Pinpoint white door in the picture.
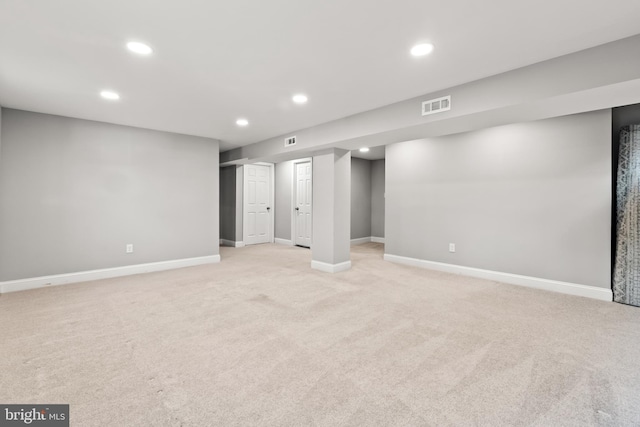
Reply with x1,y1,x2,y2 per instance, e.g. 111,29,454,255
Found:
244,164,272,245
294,161,312,247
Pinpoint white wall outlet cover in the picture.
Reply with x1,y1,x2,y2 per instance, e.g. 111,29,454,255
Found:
126,244,134,253
449,243,456,253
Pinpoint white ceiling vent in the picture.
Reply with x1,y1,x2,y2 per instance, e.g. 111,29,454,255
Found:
284,135,297,147
422,95,451,116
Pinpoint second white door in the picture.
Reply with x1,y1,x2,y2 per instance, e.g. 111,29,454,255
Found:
244,164,272,245
294,161,312,247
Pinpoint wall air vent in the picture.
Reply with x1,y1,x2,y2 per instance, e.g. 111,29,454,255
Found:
284,135,297,147
422,95,451,116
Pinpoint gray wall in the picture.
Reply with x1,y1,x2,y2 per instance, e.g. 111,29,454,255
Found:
386,110,611,288
0,108,2,171
219,166,236,241
351,157,372,239
371,159,385,238
275,160,294,240
0,109,219,281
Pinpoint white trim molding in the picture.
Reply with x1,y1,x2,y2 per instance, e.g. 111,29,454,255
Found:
220,239,245,247
383,254,612,302
311,260,352,273
350,237,371,245
0,255,221,294
351,236,385,245
274,238,294,246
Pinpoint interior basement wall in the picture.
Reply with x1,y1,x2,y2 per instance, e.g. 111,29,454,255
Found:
371,159,385,239
219,166,236,242
386,110,611,289
351,157,372,239
0,109,220,281
275,160,294,241
0,108,2,174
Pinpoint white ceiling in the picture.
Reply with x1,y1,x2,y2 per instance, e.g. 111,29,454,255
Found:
351,146,386,161
1,0,639,152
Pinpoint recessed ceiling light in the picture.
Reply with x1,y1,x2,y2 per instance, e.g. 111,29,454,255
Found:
410,43,434,57
359,147,370,153
127,41,153,55
236,118,249,126
100,90,120,100
292,94,308,104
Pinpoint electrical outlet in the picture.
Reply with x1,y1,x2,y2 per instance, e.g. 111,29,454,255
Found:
126,244,134,254
449,243,456,253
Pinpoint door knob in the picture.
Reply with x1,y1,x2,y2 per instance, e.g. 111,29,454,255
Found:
295,207,299,211
267,207,271,211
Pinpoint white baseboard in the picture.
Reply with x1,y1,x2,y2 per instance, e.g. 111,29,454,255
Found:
274,238,294,246
383,254,612,302
351,237,371,245
220,239,245,247
311,260,352,273
0,255,221,294
351,236,385,245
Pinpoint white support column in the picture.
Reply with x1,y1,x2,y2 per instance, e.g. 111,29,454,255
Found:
311,148,351,273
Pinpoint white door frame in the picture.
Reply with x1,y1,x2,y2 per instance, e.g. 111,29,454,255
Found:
291,158,312,247
243,162,275,244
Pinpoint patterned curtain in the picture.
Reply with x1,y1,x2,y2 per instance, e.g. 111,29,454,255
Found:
613,125,640,306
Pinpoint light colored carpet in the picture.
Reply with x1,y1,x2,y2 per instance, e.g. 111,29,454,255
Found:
1,242,640,426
